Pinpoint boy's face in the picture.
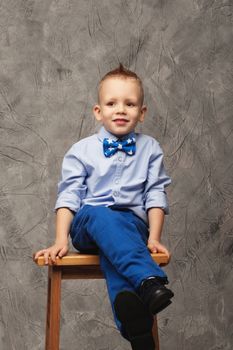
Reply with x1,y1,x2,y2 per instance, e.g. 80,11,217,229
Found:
93,77,147,137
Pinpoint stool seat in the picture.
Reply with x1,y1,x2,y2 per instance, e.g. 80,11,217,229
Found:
34,251,169,349
35,251,169,266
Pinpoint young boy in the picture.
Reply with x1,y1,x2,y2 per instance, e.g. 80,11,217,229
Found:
35,64,174,350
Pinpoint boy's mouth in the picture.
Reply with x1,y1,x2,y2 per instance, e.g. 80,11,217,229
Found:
113,118,129,126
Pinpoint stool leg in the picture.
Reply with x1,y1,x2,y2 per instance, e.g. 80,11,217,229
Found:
45,266,62,350
152,316,160,350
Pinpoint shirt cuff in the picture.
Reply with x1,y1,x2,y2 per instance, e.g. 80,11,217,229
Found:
145,191,169,215
54,195,81,213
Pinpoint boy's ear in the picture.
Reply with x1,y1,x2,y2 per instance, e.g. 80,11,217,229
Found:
93,104,102,121
139,105,147,122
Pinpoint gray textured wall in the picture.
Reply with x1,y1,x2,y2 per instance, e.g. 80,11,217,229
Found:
0,0,232,349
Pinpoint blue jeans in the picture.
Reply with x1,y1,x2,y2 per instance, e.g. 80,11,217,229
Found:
70,205,167,335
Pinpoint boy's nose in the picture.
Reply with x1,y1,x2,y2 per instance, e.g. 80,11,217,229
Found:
116,104,126,114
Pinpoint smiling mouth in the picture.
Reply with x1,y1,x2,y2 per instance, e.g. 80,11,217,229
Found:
113,118,129,123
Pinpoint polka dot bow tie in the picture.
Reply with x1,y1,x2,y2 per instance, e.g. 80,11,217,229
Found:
103,137,136,157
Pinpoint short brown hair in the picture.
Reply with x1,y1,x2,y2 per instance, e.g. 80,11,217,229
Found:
98,63,144,104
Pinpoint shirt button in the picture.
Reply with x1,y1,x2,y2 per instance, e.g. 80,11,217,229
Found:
115,179,119,184
118,156,122,161
113,191,118,197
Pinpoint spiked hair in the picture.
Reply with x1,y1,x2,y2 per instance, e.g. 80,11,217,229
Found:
98,63,144,105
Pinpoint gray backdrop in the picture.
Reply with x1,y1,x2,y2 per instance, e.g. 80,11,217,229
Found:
0,0,232,349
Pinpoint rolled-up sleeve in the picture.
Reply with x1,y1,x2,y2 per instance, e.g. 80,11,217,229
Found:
144,141,171,214
54,144,87,212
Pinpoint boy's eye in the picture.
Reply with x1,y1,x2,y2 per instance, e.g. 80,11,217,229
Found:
106,102,114,106
127,102,135,107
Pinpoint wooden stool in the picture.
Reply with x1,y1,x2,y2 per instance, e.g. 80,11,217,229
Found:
34,252,169,350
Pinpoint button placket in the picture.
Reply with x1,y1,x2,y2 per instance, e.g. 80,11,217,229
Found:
112,152,125,199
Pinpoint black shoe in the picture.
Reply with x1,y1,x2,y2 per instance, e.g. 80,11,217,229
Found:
139,277,174,315
114,291,155,350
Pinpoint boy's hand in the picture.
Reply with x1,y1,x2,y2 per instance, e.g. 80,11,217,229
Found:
147,238,171,260
34,241,69,265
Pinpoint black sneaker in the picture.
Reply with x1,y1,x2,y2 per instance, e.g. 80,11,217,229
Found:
139,277,174,315
114,290,155,350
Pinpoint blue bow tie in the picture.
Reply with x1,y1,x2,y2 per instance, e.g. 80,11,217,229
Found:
103,137,136,157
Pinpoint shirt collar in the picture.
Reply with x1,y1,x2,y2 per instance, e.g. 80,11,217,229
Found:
97,126,136,142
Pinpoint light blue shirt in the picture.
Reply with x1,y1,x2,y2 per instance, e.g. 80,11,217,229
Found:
55,126,171,224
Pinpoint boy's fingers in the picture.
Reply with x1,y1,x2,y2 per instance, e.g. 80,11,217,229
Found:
50,250,58,263
150,243,170,258
34,250,46,260
160,246,169,256
34,252,40,260
58,247,68,257
34,246,68,264
147,243,157,253
34,250,44,259
44,251,50,265
161,247,171,260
